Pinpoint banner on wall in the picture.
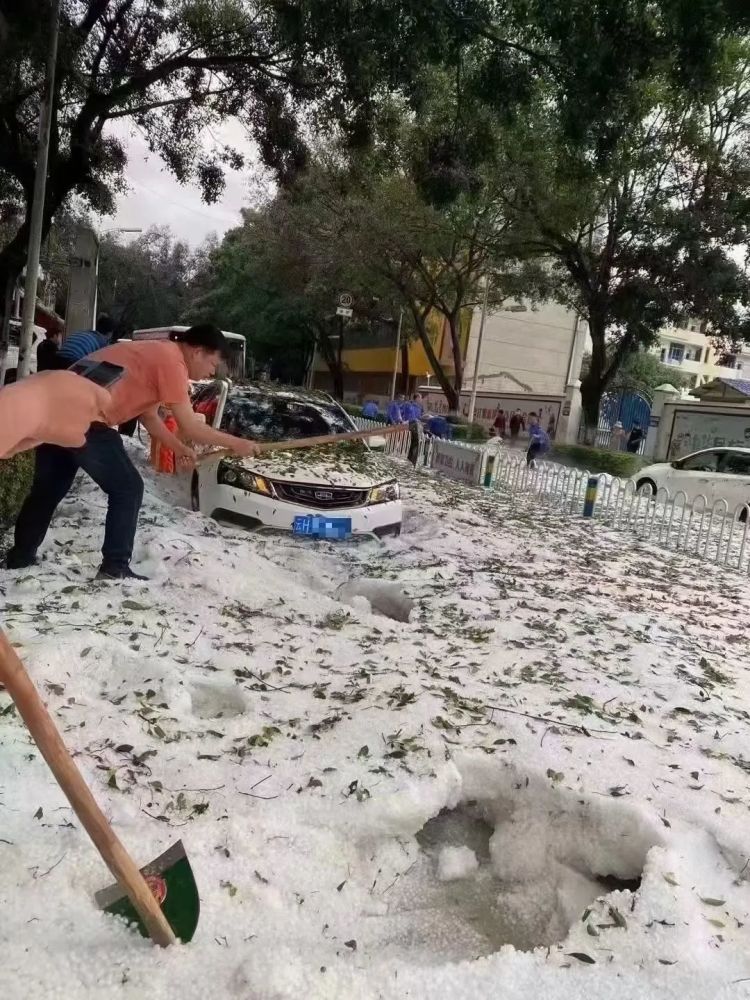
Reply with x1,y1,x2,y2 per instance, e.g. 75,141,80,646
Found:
430,440,485,485
420,389,563,437
667,407,750,460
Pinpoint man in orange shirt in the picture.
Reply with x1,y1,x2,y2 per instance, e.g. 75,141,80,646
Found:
6,325,259,580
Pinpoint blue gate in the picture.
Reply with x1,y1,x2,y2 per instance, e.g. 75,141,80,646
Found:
581,391,652,452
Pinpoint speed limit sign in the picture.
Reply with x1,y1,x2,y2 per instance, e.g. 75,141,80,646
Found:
338,292,353,308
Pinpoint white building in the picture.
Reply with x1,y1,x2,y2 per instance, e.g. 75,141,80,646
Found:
653,322,742,390
464,301,585,396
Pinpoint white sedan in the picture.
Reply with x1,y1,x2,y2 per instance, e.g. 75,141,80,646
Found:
633,447,750,514
190,381,403,537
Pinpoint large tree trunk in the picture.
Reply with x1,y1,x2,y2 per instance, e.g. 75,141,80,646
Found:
580,311,608,444
580,369,607,444
411,308,459,411
316,323,344,399
447,313,465,401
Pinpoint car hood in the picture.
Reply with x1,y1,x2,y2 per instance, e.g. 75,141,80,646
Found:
629,462,670,482
235,444,397,489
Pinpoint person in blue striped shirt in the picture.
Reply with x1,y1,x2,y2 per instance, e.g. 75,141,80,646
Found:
55,314,114,367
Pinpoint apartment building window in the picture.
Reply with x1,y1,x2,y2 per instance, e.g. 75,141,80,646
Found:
668,343,685,363
660,348,666,362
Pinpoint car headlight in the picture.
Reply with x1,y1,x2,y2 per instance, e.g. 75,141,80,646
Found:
217,460,274,496
368,481,400,504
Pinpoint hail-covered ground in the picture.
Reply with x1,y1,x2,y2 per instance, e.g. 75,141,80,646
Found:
2,445,750,1000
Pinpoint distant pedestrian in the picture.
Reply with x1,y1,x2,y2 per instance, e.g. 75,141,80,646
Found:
54,314,115,368
36,329,62,371
401,393,424,423
509,408,525,443
611,421,625,451
387,394,405,424
427,414,451,439
361,399,380,419
493,408,507,436
526,414,550,467
627,423,644,454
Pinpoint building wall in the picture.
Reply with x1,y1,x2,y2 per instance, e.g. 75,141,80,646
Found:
463,302,583,397
653,325,741,388
656,400,750,461
313,300,583,406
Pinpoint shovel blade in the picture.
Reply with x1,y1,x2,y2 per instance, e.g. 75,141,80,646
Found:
95,840,199,943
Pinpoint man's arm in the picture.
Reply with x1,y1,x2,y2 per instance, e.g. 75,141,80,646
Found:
169,402,260,457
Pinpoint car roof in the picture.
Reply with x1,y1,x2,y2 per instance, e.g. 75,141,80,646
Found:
680,446,750,456
227,381,341,407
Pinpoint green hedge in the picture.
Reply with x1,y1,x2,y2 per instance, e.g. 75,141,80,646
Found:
450,421,489,442
0,451,34,530
550,444,644,478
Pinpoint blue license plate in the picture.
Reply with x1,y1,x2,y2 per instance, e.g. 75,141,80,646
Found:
293,515,353,539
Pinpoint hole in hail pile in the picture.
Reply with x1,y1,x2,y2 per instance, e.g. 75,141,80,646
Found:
372,787,659,963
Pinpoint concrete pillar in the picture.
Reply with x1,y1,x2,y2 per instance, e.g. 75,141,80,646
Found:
556,380,582,445
65,226,98,337
644,384,681,459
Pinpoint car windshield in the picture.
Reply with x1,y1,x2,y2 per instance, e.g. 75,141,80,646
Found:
220,392,355,442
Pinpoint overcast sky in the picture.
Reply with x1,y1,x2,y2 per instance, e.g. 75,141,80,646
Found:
103,122,265,246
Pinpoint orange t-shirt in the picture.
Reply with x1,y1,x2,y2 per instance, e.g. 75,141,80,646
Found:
87,340,191,426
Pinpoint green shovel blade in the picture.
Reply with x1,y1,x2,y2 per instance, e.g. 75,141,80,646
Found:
94,840,200,943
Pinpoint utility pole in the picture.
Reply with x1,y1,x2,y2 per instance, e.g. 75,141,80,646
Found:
389,309,403,399
18,0,60,378
467,276,490,424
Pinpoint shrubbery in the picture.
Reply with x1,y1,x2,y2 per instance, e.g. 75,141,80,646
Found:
550,444,644,478
0,451,34,530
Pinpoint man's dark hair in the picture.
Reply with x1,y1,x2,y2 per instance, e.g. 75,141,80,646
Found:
96,314,115,336
173,323,227,354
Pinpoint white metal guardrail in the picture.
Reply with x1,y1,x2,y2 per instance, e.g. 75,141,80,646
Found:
353,414,750,573
491,451,750,575
353,417,411,459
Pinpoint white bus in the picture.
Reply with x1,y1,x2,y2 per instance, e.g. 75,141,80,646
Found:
132,326,247,381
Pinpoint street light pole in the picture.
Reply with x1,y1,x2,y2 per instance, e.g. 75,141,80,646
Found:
389,309,403,399
467,276,490,424
18,0,60,378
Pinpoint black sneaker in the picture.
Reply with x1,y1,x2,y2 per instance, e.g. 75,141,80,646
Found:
5,550,37,570
96,565,149,581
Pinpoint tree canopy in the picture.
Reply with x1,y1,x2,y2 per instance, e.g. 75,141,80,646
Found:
498,40,750,427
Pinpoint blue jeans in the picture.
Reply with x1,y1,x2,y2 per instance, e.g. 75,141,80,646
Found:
9,425,144,572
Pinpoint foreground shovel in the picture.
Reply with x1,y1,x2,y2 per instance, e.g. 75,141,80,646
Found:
0,629,199,946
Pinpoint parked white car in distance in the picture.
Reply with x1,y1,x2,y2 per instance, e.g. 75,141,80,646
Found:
633,447,750,516
190,381,403,537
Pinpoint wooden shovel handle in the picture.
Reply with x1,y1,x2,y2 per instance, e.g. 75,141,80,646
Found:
197,422,408,466
0,630,176,946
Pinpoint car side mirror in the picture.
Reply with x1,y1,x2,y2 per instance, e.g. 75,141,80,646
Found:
670,462,681,469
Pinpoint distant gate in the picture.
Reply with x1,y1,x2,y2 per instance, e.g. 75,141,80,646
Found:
580,390,652,452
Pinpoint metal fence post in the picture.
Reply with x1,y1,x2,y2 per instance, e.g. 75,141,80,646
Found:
582,476,598,518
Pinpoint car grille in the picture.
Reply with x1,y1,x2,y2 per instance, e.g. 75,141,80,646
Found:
273,482,369,509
